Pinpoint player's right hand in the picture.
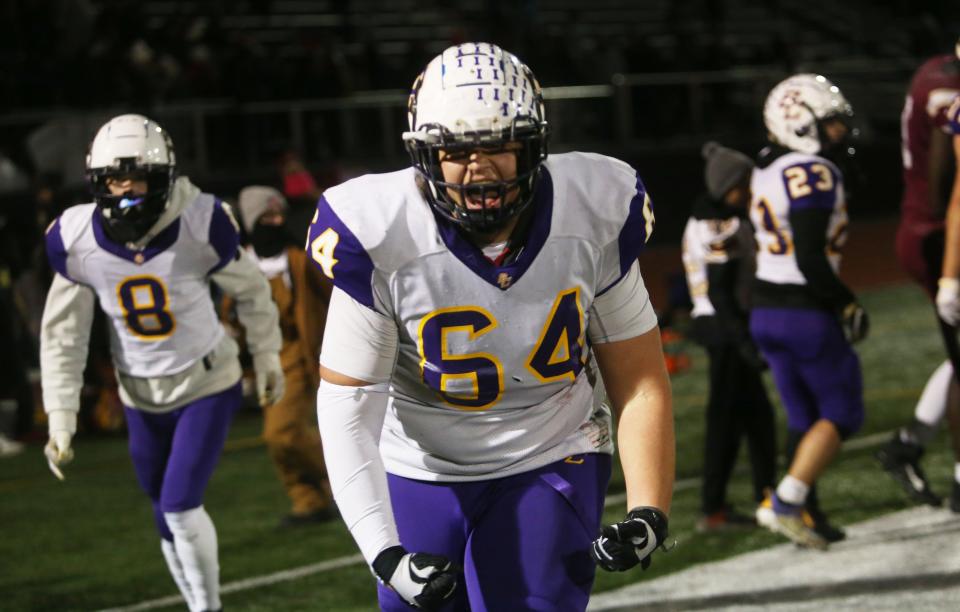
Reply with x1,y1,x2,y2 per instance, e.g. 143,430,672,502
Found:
936,278,960,326
44,431,74,481
373,546,458,610
253,352,286,407
840,302,869,344
592,506,669,572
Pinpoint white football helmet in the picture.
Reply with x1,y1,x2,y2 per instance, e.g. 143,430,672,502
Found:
763,74,853,155
403,42,548,232
86,114,177,243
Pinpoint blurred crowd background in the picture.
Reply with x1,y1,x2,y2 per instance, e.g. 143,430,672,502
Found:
0,0,958,446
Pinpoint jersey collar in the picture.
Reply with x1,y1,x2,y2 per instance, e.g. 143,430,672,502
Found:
92,208,181,264
432,168,554,291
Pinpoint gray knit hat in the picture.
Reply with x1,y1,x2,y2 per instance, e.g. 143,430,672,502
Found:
702,141,754,200
237,185,288,234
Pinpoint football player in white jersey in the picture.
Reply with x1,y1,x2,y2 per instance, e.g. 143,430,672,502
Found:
41,114,283,612
307,43,674,610
749,75,868,550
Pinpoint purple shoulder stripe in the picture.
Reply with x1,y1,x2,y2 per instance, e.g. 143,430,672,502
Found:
602,172,652,295
306,195,376,310
44,216,73,282
782,162,840,211
208,199,241,274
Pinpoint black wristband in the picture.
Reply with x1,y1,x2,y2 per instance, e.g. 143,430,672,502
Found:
372,545,407,582
626,506,669,543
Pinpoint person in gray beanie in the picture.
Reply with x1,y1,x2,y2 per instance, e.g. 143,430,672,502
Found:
702,141,755,202
682,141,777,533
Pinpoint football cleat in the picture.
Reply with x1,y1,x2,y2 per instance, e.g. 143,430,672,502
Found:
805,505,846,543
875,434,943,507
756,491,828,550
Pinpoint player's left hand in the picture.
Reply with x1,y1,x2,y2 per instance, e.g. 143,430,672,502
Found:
936,278,960,326
253,352,285,406
592,506,669,572
44,431,74,481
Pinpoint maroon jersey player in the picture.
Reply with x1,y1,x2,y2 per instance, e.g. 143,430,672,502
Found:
878,43,960,511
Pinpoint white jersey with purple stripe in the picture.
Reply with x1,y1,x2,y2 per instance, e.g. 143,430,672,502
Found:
750,151,847,286
306,151,654,481
45,194,240,378
681,215,750,318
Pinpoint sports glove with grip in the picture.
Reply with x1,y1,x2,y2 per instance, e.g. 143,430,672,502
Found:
253,352,285,407
373,545,458,610
840,302,869,344
44,410,76,481
591,506,669,572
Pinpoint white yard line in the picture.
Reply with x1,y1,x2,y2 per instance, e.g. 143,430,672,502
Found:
101,430,894,611
99,554,364,611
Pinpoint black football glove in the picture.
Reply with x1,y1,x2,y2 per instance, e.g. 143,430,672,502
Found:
591,506,669,572
840,302,869,344
373,546,458,610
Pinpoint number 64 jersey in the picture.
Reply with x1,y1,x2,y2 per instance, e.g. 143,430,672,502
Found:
307,152,657,481
750,150,847,287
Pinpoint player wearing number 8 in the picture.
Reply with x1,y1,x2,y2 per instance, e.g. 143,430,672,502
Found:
40,114,283,611
749,74,867,549
308,43,674,610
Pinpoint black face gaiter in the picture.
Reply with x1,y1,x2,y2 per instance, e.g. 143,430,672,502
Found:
250,223,291,258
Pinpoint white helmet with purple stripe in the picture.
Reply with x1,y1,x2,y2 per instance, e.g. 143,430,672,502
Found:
403,42,549,233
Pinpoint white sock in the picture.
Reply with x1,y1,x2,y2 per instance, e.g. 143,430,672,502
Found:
160,539,195,609
164,506,221,612
915,360,952,426
954,462,960,485
776,475,810,506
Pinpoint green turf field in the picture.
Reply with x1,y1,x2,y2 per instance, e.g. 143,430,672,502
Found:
2,282,956,611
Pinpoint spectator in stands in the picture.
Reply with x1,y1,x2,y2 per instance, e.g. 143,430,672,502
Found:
277,150,325,239
233,185,337,526
682,141,776,532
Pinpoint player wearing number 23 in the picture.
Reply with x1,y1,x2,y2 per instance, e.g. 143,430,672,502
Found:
749,75,867,549
40,114,282,612
308,43,674,611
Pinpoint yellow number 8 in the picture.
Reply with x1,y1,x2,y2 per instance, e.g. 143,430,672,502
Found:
116,275,176,340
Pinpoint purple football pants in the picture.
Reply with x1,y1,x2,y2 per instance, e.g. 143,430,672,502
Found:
378,453,612,612
750,308,864,438
124,382,242,541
